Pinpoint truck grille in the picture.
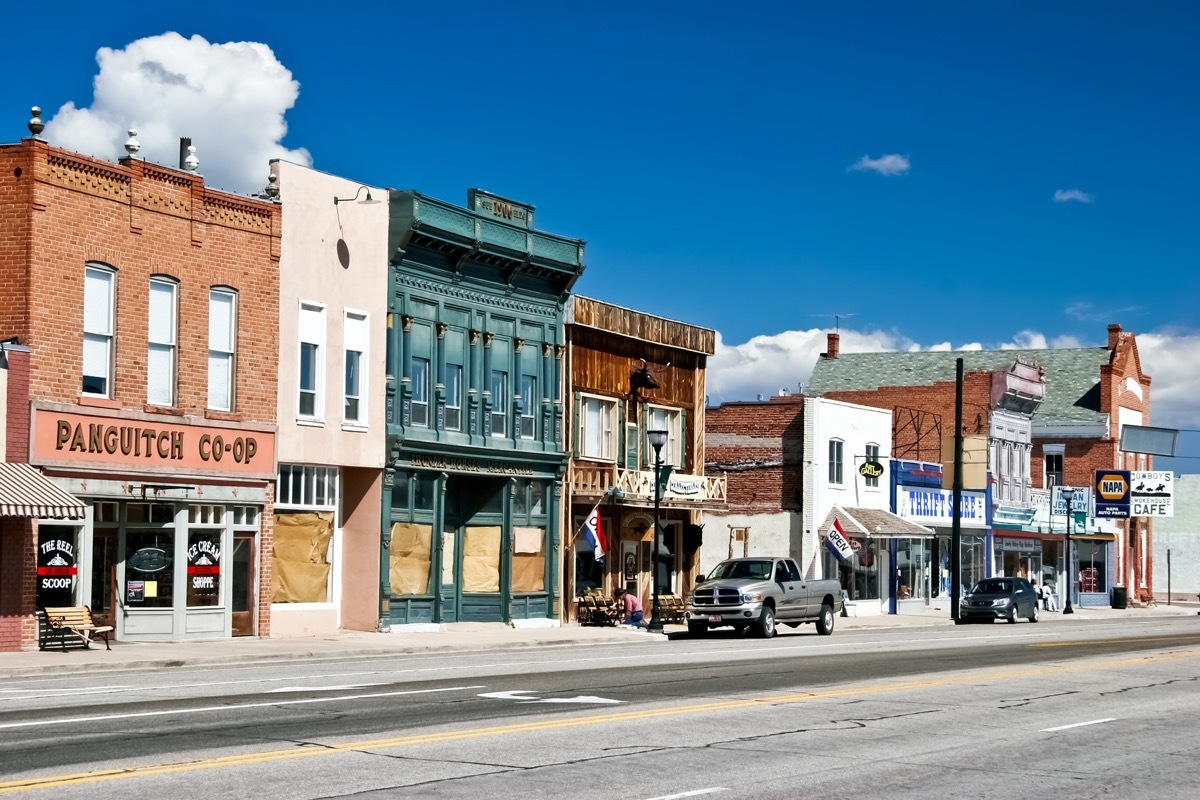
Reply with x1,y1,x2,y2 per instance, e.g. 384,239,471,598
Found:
693,586,742,606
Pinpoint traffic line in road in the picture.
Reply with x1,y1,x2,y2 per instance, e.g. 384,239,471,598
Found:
1,649,1196,794
0,685,485,731
644,788,728,800
1031,635,1197,647
1041,718,1116,732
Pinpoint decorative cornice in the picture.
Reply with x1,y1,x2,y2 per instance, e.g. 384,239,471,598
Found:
396,273,557,319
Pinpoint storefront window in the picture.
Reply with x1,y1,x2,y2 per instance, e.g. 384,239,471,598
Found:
126,529,175,608
895,538,928,601
37,526,79,608
187,530,222,607
1076,540,1107,592
828,536,879,601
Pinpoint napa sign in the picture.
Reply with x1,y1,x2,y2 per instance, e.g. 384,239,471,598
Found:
895,487,988,528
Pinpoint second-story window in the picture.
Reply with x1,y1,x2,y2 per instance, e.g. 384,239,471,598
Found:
647,405,682,468
411,357,430,427
828,439,844,485
208,288,237,411
519,375,537,439
82,264,115,397
1045,451,1064,489
298,302,325,420
579,395,616,459
343,311,367,426
147,277,178,407
445,364,463,431
864,443,880,488
490,370,508,437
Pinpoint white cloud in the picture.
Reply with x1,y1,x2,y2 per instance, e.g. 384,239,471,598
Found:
708,326,1200,440
1054,189,1094,203
848,154,911,176
43,32,311,194
1135,332,1200,432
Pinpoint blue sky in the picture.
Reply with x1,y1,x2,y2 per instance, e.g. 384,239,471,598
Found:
4,1,1198,470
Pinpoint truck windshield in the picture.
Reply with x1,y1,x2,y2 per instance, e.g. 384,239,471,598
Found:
708,560,773,580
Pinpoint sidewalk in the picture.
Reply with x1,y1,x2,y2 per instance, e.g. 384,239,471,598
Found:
3,602,1195,680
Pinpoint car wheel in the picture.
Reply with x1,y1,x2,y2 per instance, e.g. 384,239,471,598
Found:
755,605,776,639
1007,608,1019,624
816,603,835,636
687,622,707,638
1029,603,1040,623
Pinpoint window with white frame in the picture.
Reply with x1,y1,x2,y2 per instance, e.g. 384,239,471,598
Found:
864,443,880,488
82,264,115,396
147,277,178,406
647,405,682,468
490,369,508,437
1044,447,1064,489
519,374,537,439
828,439,844,484
208,288,237,410
275,464,339,604
411,357,430,427
579,395,617,460
298,302,325,420
343,311,367,426
445,364,463,431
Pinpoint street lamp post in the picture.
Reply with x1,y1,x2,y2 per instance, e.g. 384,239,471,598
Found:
1063,487,1075,615
647,429,668,633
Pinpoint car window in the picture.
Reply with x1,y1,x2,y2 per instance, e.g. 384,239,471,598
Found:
972,579,1013,594
783,559,802,581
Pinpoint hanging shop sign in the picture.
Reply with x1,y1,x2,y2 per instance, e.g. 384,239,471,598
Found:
31,406,276,480
1130,470,1173,517
1093,470,1131,518
37,536,77,593
859,461,884,478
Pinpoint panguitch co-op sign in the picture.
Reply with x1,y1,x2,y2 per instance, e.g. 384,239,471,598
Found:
30,406,276,480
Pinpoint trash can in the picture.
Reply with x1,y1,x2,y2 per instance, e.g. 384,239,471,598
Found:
1112,586,1128,609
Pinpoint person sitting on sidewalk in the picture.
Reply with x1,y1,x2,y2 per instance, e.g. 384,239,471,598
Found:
1043,581,1058,611
613,587,644,629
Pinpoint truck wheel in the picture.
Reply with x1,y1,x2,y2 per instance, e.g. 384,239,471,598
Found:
755,606,776,638
816,603,835,636
687,622,707,638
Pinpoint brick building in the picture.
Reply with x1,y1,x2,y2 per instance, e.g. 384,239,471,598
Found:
0,120,280,649
806,323,1154,607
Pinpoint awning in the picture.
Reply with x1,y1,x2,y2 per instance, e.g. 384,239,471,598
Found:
819,506,935,538
0,463,86,519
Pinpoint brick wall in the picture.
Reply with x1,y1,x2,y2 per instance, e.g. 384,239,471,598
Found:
705,397,804,513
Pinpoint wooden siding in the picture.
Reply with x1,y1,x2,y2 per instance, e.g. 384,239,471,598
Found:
569,296,715,356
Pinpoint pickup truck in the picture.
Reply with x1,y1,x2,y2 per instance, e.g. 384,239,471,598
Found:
685,557,843,638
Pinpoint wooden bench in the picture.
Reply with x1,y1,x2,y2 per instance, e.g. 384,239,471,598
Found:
38,606,113,651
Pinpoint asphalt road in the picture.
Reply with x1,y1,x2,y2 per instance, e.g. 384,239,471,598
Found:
2,616,1198,799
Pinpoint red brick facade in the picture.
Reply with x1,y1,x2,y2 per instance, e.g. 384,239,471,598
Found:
705,396,805,514
0,138,281,649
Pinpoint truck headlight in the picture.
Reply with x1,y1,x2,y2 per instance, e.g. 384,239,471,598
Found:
741,592,763,603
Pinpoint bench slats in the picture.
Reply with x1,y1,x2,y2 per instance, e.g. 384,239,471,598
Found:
39,605,112,652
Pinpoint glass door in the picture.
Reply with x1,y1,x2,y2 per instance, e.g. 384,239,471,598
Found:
230,533,255,636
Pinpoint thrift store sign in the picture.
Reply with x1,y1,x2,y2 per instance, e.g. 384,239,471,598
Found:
895,486,988,528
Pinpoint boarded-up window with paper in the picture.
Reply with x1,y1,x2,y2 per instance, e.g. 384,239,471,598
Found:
389,522,433,595
272,512,333,603
512,526,545,592
463,526,501,593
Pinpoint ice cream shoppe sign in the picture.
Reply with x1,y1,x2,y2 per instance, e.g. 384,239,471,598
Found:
31,406,276,480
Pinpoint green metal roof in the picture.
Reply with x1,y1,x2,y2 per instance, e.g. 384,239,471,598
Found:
805,346,1113,425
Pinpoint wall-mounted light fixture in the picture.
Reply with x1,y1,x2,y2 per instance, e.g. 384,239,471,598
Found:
333,186,381,206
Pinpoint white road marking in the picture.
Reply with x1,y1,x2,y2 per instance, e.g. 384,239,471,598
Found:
478,690,621,704
643,789,728,800
1042,717,1117,732
0,685,486,730
267,684,381,693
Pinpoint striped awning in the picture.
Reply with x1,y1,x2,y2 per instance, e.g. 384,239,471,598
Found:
0,463,86,519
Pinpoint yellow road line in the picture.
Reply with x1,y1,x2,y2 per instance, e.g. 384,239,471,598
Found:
1031,635,1199,647
3,648,1197,794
